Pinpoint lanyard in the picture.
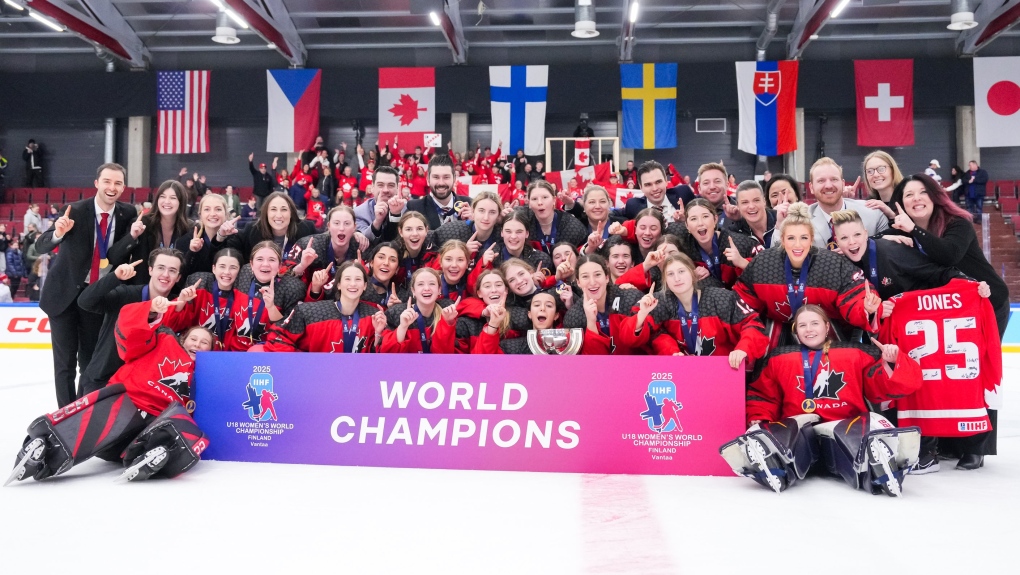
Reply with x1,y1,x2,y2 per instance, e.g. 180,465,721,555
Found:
677,293,699,355
403,252,422,284
326,241,348,267
159,231,177,249
800,346,824,402
96,212,113,260
441,276,464,299
413,305,431,354
211,283,234,341
247,280,268,342
596,311,610,336
535,212,559,255
699,235,721,281
784,254,812,317
336,303,360,353
762,228,773,249
140,285,150,302
866,239,879,287
590,220,610,240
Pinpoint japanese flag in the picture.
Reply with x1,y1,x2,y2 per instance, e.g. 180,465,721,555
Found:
974,57,1020,148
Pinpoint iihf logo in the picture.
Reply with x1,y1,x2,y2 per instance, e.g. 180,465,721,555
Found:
640,380,683,433
242,370,278,421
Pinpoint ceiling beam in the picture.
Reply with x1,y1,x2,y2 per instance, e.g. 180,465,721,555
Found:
224,0,306,66
16,0,149,67
787,0,845,59
436,0,467,64
957,0,1020,55
619,0,636,63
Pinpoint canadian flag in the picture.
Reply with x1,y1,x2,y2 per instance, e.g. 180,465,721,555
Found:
574,139,591,167
544,161,613,195
456,177,516,204
974,57,1020,148
378,67,435,149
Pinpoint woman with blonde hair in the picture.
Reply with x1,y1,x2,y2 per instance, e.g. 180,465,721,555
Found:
861,150,904,219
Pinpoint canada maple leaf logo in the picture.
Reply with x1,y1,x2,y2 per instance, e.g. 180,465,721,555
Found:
158,357,192,380
389,93,427,126
577,151,588,164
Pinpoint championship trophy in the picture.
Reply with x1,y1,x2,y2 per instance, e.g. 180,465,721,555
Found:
526,328,584,355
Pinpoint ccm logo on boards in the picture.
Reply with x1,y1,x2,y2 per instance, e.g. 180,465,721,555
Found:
7,318,51,333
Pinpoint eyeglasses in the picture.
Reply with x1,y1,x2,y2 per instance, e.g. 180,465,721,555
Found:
865,165,888,176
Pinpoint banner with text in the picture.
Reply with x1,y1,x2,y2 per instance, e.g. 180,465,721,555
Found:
0,304,51,349
193,354,744,476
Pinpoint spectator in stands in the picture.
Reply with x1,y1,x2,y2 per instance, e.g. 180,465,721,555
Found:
23,204,44,237
620,160,637,186
946,165,966,205
22,139,44,187
925,159,942,183
181,178,198,217
43,205,59,232
6,237,25,296
0,274,11,303
0,149,7,202
223,185,241,217
727,174,739,195
240,195,258,224
0,224,11,267
965,160,989,218
533,161,546,179
319,165,338,207
23,233,42,278
22,223,39,252
762,170,772,184
249,153,277,211
25,259,43,302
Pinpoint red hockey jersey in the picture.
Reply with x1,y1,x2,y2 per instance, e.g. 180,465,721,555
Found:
163,273,250,352
878,279,1001,437
112,301,199,417
379,302,458,353
747,342,922,425
265,300,379,353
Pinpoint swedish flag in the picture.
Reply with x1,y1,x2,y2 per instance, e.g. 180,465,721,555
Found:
621,63,677,149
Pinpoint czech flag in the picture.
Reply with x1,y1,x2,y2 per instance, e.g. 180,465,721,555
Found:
266,69,321,153
736,61,798,156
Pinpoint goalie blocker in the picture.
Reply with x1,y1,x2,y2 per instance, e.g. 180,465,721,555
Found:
6,385,209,486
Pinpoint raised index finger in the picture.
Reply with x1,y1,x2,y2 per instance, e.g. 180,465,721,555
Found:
63,206,71,219
895,203,906,216
648,281,656,295
130,259,143,267
869,336,883,348
192,279,202,290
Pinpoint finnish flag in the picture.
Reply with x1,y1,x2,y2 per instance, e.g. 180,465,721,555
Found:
490,65,549,156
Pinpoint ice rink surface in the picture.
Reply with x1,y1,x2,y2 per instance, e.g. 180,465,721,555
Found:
1,350,1017,574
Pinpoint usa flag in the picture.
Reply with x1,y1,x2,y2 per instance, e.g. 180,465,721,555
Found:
157,70,210,154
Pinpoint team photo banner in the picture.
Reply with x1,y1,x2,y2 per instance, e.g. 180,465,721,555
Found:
193,353,745,476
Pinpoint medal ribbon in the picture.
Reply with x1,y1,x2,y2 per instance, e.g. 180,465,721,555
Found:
413,305,431,354
677,292,700,355
247,280,268,341
337,303,360,353
212,283,234,341
784,254,812,317
800,346,824,402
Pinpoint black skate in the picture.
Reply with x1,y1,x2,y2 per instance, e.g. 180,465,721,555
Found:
745,435,786,494
118,446,169,482
5,438,47,487
867,438,902,497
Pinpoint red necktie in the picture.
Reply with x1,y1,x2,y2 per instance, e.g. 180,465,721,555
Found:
90,212,109,283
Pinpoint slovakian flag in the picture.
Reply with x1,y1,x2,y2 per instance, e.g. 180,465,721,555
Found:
266,69,321,153
379,67,436,150
157,70,210,154
574,139,591,167
974,57,1020,148
855,59,914,146
736,61,798,156
621,63,677,149
490,65,549,156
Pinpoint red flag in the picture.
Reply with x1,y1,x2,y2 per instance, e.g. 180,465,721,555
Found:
855,59,913,146
378,68,435,149
574,139,591,167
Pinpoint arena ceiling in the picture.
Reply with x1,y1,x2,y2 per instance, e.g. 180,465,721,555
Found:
0,0,1019,71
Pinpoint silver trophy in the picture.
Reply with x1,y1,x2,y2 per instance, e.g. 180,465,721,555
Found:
527,329,584,355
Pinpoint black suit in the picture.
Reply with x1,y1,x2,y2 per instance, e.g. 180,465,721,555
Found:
622,185,695,220
77,272,146,396
36,197,137,406
406,194,471,230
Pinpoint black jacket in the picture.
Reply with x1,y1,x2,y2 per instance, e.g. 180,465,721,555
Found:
214,219,317,264
249,161,275,198
849,238,967,301
622,185,695,220
407,194,472,230
723,209,778,248
36,198,137,316
909,217,1008,312
77,273,147,390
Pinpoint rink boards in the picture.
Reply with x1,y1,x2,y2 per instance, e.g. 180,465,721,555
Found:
192,353,745,476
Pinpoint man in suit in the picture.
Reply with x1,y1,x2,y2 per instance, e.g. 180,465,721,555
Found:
966,159,989,218
806,157,889,250
623,160,695,221
35,163,137,407
406,153,470,230
354,166,404,243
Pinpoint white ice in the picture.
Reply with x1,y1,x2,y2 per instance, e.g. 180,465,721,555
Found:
1,350,1018,574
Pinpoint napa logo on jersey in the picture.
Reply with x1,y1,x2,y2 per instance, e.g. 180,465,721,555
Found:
640,380,683,433
242,370,279,422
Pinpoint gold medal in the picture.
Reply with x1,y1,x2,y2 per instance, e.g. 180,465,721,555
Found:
185,400,196,414
454,201,470,212
555,283,568,296
99,258,109,269
801,399,816,413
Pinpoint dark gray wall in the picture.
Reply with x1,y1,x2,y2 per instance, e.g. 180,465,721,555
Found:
0,119,106,189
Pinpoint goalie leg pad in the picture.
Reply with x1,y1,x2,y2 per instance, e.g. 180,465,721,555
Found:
122,402,209,480
815,413,920,496
719,414,820,493
8,384,146,483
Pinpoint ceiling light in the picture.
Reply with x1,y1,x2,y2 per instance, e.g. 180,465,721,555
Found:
224,8,248,29
947,0,977,30
212,11,240,44
572,0,599,38
830,0,851,18
209,0,225,10
3,0,24,11
267,42,276,49
629,2,639,24
29,11,64,32
429,11,441,26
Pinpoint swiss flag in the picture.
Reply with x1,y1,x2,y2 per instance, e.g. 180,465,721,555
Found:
974,57,1020,148
378,67,435,149
854,59,913,146
574,139,591,167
